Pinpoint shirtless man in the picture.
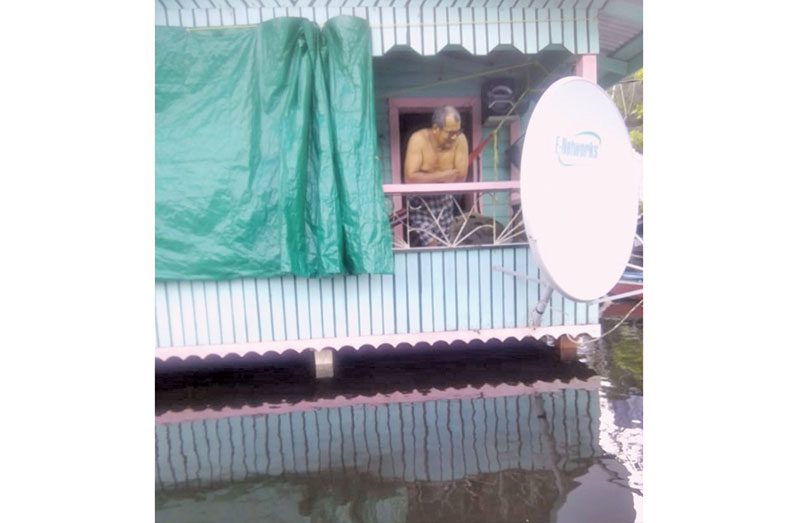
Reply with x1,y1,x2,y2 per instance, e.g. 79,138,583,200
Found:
403,105,469,246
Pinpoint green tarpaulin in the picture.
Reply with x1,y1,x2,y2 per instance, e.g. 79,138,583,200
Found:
155,16,392,280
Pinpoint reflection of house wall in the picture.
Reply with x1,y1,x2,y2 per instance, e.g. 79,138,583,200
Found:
155,387,602,491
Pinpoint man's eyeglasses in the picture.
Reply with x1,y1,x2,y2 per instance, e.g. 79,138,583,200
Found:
443,129,462,139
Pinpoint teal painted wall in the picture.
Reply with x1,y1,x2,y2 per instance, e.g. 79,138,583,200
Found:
478,122,513,227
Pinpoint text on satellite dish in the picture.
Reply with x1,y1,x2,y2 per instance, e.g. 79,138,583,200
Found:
555,131,601,167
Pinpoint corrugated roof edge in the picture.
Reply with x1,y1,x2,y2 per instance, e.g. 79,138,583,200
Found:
154,324,600,362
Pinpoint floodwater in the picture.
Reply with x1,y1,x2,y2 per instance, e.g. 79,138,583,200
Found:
155,313,643,523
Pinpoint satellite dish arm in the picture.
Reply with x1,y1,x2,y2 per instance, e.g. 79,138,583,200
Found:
530,285,554,327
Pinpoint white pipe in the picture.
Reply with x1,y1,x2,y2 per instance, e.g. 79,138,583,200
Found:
531,285,554,327
491,265,544,284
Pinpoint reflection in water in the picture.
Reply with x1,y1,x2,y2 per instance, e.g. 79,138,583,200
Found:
588,316,644,519
156,343,640,523
592,318,643,396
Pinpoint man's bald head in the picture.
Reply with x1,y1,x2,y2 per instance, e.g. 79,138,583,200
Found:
431,105,461,129
430,105,463,150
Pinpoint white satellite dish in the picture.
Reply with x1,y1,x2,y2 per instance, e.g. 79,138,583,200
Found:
520,77,640,302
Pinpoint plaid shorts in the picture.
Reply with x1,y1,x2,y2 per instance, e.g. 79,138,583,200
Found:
407,194,455,245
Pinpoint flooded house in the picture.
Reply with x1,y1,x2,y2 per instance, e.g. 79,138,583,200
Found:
154,0,644,376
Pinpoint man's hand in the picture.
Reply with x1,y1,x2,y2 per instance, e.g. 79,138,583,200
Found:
406,169,460,183
437,169,461,182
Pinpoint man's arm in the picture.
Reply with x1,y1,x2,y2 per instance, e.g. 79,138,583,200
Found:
452,134,469,183
404,132,460,183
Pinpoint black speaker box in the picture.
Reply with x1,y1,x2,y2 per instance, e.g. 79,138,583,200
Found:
481,78,527,121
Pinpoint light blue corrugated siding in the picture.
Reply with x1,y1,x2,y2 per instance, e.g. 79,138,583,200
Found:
154,284,171,347
551,288,563,327
155,4,600,55
155,245,596,349
301,277,318,339
466,249,481,330
502,249,516,328
490,249,504,328
515,248,528,327
430,252,446,332
403,252,419,333
418,252,433,333
443,251,457,331
156,388,599,490
319,277,336,338
478,249,492,329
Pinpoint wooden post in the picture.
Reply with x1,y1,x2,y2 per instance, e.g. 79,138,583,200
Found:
574,54,598,83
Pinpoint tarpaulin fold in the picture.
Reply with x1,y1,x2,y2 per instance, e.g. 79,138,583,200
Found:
155,16,392,280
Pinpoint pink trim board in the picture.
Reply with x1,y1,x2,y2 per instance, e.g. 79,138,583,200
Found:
156,376,602,425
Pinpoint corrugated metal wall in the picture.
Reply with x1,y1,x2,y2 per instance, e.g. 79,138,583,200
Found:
154,1,600,56
153,3,601,353
154,245,598,349
156,387,601,490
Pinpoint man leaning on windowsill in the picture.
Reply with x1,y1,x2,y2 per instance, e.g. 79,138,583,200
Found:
403,105,469,247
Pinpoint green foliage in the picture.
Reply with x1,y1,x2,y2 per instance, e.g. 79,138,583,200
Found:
595,321,643,395
629,128,643,153
608,68,643,154
610,332,643,392
630,102,643,123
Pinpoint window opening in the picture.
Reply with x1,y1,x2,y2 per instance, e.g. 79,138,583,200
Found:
399,110,474,246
